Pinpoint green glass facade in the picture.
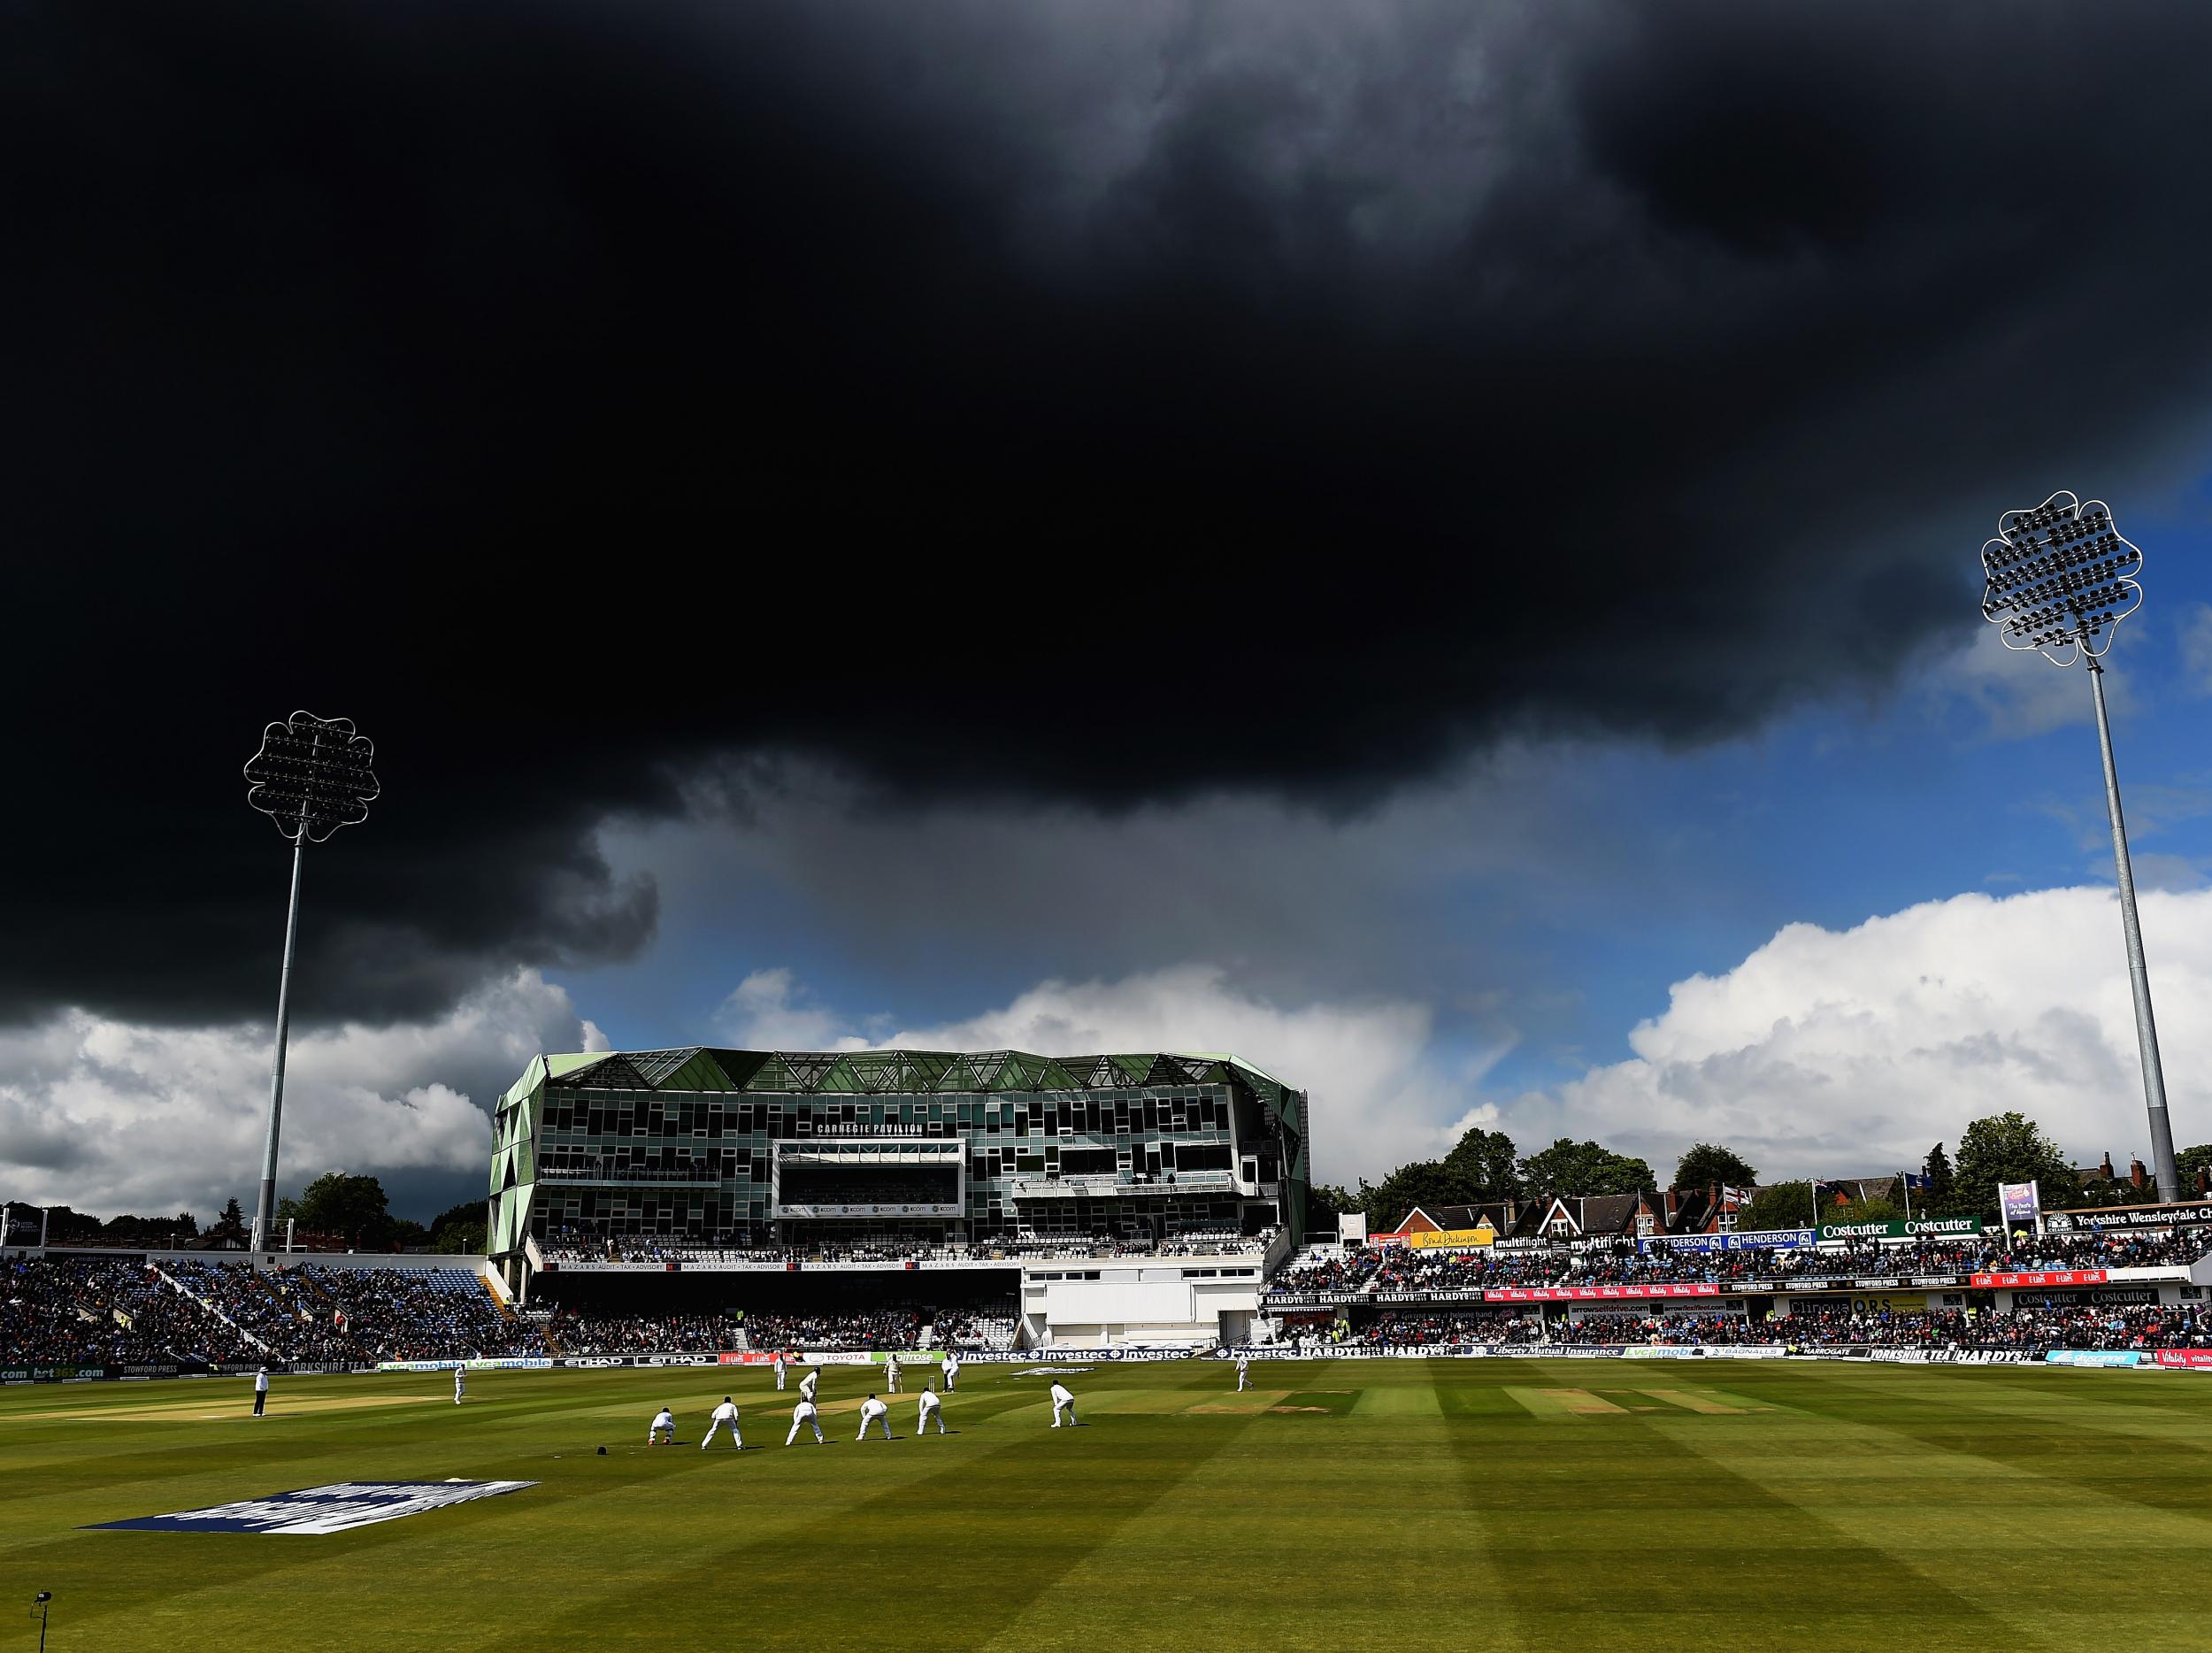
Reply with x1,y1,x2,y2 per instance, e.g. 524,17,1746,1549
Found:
488,1048,1309,1257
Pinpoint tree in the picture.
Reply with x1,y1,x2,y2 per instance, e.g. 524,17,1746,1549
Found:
286,1172,393,1248
1922,1143,1955,1213
1304,1183,1356,1234
1443,1126,1521,1202
1954,1112,2078,1219
1842,1196,1902,1225
1517,1139,1655,1202
211,1198,250,1243
2176,1144,2212,1193
426,1202,484,1240
1674,1143,1758,1190
432,1219,488,1255
1737,1181,1819,1234
1355,1160,1473,1230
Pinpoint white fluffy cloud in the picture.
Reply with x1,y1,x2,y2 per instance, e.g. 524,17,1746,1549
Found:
725,888,2211,1188
0,969,598,1218
2181,601,2212,696
1517,886,2212,1180
717,962,1483,1180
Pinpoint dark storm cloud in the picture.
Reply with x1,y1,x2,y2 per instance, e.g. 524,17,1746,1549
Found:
6,0,2212,1025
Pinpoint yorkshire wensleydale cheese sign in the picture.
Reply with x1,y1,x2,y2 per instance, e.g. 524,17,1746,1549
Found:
1816,1218,1983,1242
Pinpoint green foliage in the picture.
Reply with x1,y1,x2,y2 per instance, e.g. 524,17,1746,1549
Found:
1517,1138,1655,1201
2073,1177,2141,1210
1953,1112,2078,1219
283,1172,395,1249
1737,1180,1819,1234
1674,1143,1758,1189
1844,1196,1902,1224
1355,1159,1472,1229
1305,1183,1358,1234
431,1219,488,1255
1922,1143,1955,1204
427,1202,484,1239
1443,1126,1521,1201
211,1197,250,1242
2176,1144,2212,1192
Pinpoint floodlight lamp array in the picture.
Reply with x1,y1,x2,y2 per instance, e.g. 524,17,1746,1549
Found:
243,711,380,843
1980,489,2143,665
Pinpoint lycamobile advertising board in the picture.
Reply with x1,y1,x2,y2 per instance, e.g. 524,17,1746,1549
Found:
1816,1218,1983,1242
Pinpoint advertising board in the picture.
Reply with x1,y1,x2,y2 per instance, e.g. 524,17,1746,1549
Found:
1408,1226,1495,1249
1817,1217,1983,1242
1482,1284,1719,1303
2044,1202,2212,1232
1639,1229,1814,1255
1971,1270,2108,1289
373,1357,555,1372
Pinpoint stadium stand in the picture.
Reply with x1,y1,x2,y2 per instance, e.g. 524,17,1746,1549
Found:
1,1257,544,1366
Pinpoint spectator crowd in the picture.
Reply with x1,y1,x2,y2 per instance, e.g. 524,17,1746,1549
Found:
1,1256,542,1366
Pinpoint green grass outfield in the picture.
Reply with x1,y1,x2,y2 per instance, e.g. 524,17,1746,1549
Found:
5,1357,2211,1651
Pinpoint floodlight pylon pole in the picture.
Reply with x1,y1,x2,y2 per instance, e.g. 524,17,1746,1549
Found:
2086,657,2178,1203
252,827,307,1250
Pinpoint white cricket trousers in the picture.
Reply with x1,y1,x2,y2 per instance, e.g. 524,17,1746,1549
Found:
919,1403,945,1434
858,1411,892,1441
1051,1398,1077,1427
787,1408,823,1445
702,1418,742,1449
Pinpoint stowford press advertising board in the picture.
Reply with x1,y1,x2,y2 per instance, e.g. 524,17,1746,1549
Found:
1816,1217,1983,1242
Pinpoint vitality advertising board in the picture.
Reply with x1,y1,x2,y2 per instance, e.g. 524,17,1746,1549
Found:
1971,1270,2108,1289
2152,1350,2212,1369
1483,1284,1720,1302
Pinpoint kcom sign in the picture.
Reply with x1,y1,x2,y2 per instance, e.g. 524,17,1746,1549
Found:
1817,1217,1984,1242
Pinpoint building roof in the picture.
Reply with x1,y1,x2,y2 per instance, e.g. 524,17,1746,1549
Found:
1396,1203,1513,1235
505,1046,1296,1105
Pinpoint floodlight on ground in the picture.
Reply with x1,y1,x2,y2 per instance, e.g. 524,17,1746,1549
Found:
1979,493,2176,1202
242,712,380,1249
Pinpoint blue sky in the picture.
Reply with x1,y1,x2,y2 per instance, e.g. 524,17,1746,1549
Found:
533,490,2212,1187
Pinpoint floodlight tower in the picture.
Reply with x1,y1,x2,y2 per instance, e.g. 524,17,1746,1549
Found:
1979,492,2177,1202
242,712,380,1249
